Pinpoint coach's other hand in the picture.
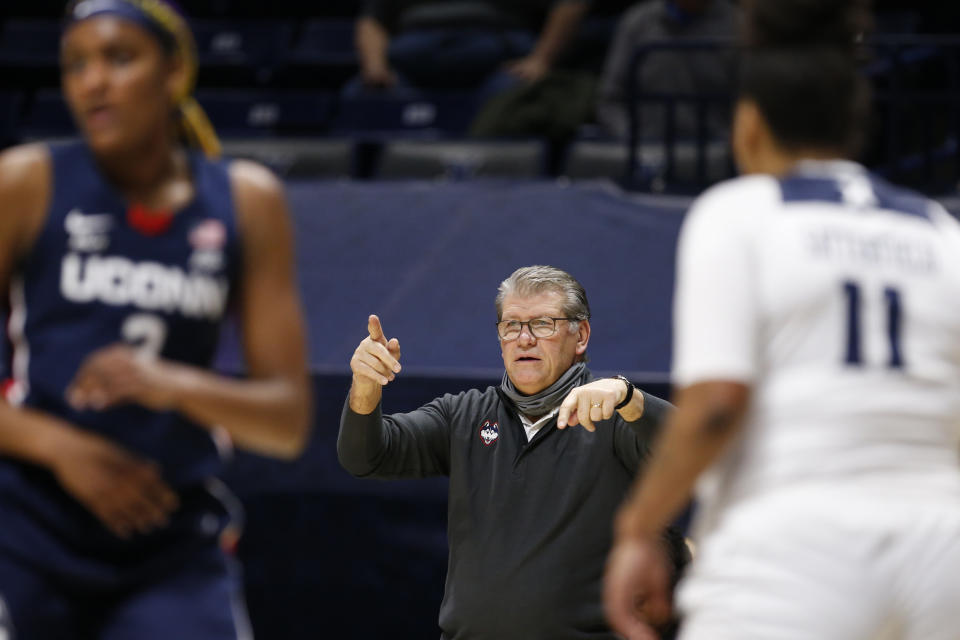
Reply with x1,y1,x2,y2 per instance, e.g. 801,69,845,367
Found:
349,315,402,414
558,377,644,431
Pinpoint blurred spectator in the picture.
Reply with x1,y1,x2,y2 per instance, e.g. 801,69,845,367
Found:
596,0,739,141
347,0,590,96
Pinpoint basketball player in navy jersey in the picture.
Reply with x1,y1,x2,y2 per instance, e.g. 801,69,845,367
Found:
0,1,312,637
601,1,960,639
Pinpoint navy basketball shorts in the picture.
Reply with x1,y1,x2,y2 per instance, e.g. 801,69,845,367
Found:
0,542,252,640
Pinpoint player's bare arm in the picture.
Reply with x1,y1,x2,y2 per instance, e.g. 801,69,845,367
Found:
604,380,749,639
0,145,51,287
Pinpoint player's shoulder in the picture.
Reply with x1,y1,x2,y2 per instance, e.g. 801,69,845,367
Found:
0,143,51,196
0,143,53,248
228,158,284,202
695,173,782,205
226,158,289,234
927,201,960,240
685,174,781,231
863,170,943,220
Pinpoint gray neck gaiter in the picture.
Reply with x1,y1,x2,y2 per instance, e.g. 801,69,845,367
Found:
500,362,588,417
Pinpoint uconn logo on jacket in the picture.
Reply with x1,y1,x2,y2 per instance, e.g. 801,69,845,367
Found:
479,420,499,445
59,209,229,320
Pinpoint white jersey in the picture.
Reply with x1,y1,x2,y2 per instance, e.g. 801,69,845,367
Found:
673,159,960,537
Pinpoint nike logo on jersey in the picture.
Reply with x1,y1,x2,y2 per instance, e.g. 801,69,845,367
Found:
65,208,113,252
60,253,229,320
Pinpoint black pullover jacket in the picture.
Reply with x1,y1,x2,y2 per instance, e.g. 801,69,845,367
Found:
339,374,671,639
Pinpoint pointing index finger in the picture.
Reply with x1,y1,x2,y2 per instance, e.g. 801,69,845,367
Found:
368,314,387,346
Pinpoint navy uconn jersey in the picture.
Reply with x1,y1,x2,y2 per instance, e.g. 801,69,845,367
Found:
0,141,241,567
673,160,960,537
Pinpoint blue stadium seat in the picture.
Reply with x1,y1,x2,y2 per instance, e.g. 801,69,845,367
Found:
375,139,546,180
190,19,294,67
874,10,922,35
274,18,358,89
20,89,75,139
0,19,60,66
21,89,336,141
286,18,355,65
562,140,628,181
221,138,354,179
0,91,24,146
562,137,733,188
333,92,481,137
196,89,335,137
180,0,360,18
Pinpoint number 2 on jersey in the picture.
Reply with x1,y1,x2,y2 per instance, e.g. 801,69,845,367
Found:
122,313,168,358
842,281,904,369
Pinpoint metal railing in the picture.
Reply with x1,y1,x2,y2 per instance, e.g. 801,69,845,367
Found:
626,37,735,192
623,35,960,194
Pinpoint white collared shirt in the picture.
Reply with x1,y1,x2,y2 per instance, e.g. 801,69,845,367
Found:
519,407,559,442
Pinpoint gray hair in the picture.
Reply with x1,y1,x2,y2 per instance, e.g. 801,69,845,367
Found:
495,265,591,334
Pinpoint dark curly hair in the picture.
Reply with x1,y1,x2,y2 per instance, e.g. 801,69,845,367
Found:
738,0,874,157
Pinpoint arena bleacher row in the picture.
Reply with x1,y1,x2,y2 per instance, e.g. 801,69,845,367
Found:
3,6,958,193
0,10,645,182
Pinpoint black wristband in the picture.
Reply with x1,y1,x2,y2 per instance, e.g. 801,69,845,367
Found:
612,375,634,410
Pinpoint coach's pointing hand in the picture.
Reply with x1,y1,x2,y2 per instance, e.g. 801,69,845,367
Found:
349,315,402,414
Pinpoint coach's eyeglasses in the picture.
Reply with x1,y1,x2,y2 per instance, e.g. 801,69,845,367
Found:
496,317,579,341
